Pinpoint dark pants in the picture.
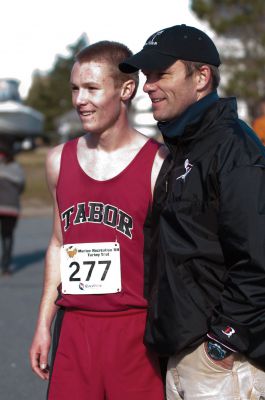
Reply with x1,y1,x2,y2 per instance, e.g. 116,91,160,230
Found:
0,215,17,273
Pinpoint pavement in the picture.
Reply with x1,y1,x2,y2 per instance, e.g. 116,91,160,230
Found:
0,213,53,400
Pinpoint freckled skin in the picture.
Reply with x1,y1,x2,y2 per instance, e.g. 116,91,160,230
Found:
71,61,123,134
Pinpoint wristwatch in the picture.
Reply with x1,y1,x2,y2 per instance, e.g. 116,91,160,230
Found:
206,340,232,360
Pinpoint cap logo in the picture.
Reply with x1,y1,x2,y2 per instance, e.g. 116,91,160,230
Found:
145,29,165,46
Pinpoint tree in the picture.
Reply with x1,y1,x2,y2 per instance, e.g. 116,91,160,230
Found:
191,0,265,119
25,34,88,137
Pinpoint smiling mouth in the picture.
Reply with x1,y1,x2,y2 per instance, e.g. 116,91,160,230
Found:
79,111,94,117
151,98,164,104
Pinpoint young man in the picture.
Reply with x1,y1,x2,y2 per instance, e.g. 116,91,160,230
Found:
120,24,265,399
29,41,166,400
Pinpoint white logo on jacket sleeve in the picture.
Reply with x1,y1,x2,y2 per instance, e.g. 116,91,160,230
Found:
176,159,193,181
221,326,236,338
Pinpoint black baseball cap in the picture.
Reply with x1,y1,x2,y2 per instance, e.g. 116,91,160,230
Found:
119,24,221,73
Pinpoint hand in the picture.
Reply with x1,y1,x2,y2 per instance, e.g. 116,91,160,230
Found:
29,326,51,380
211,353,235,370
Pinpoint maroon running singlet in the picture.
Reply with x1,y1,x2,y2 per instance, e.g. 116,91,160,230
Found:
56,137,160,311
48,137,164,400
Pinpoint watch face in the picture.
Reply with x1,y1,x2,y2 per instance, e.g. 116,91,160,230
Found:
207,341,227,360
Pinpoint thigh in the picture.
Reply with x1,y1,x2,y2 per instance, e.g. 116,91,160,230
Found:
103,310,165,400
239,362,265,400
48,309,164,400
1,216,17,237
48,310,105,400
167,343,239,399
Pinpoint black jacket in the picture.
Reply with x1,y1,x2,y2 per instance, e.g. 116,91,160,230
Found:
145,96,265,369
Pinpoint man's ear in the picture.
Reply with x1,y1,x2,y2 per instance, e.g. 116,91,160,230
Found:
121,79,136,101
196,65,212,91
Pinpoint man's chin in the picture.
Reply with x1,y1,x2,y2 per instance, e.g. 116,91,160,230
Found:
153,113,169,123
152,112,162,122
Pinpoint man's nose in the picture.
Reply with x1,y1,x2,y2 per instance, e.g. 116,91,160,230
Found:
76,89,88,104
143,80,155,93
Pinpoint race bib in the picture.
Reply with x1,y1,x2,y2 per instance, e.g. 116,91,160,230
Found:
60,242,121,294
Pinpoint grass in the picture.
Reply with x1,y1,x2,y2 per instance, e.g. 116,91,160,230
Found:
17,146,53,211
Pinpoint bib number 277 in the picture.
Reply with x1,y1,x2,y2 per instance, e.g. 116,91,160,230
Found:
69,260,111,282
60,242,121,294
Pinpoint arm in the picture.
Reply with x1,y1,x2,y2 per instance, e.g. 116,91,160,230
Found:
209,163,265,368
0,161,25,189
29,145,63,380
151,144,169,198
144,144,170,298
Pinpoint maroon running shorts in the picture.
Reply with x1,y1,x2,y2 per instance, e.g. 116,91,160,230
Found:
48,308,164,400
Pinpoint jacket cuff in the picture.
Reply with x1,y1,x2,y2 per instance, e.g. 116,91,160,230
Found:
209,315,249,353
207,333,236,352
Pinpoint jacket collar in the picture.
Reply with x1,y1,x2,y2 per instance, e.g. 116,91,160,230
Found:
158,91,219,139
